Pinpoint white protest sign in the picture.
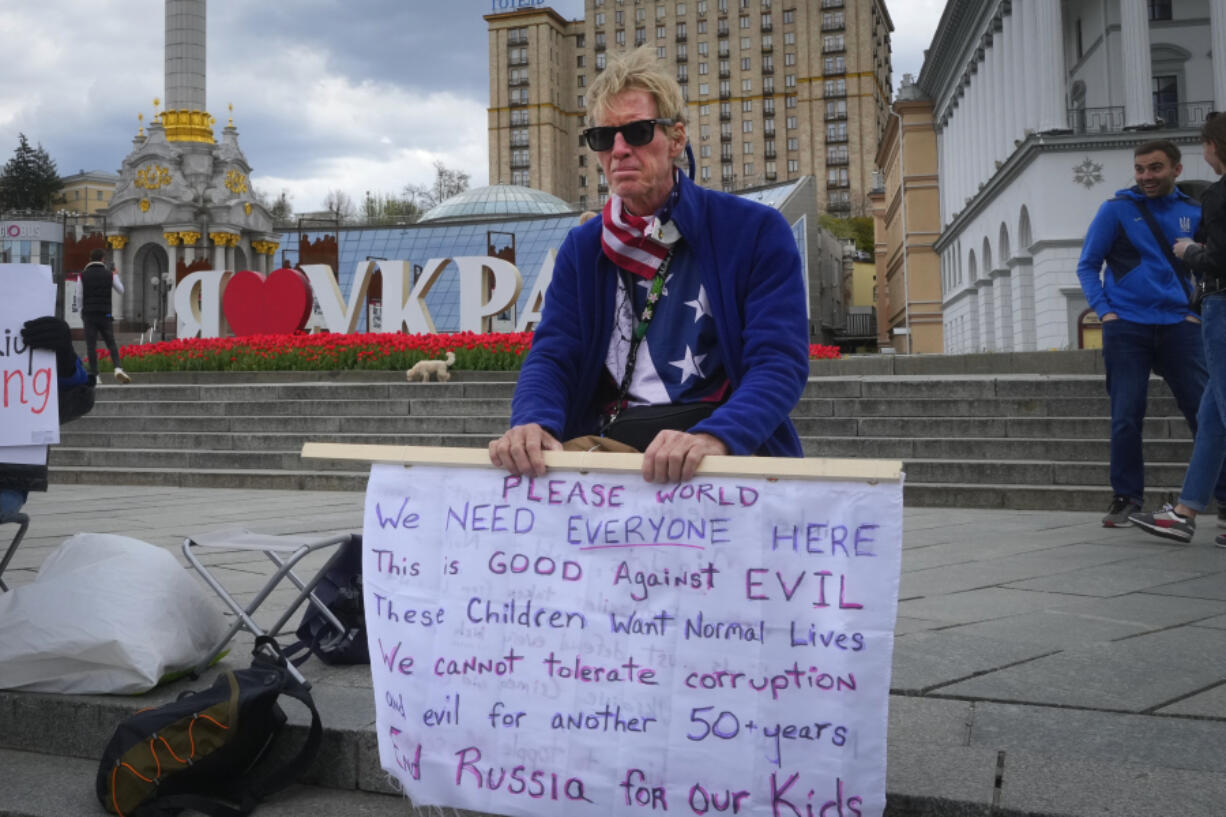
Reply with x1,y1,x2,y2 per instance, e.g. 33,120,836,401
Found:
1,264,60,448
360,454,902,817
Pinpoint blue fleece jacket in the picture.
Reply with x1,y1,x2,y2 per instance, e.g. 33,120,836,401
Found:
1075,185,1201,323
510,173,809,457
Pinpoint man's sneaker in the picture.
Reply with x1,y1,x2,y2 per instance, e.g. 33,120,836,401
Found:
1102,495,1141,527
1216,533,1226,548
114,368,131,384
1128,504,1195,543
1217,507,1226,529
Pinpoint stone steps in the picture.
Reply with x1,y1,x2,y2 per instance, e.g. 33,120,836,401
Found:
48,371,1198,511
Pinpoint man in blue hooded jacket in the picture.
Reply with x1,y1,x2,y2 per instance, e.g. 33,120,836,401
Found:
1076,139,1226,526
488,47,809,485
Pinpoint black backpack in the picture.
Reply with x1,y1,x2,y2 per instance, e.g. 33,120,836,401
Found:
284,534,368,666
96,638,321,817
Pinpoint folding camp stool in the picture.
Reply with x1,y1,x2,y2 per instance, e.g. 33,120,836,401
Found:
0,511,30,592
182,527,356,685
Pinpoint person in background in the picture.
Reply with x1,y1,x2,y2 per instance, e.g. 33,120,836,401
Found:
78,248,131,384
1130,114,1226,544
0,316,97,516
1075,140,1226,527
488,46,809,484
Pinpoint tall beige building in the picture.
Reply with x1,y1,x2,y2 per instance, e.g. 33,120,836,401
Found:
486,0,892,216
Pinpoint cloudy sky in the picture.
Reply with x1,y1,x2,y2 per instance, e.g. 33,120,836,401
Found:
0,0,943,213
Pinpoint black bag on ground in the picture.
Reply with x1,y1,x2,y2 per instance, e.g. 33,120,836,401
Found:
284,533,368,666
96,637,322,817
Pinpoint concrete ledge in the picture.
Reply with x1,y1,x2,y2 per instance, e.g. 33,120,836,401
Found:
811,350,1104,377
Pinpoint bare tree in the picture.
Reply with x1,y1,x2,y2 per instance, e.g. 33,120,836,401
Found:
402,161,471,213
323,189,356,223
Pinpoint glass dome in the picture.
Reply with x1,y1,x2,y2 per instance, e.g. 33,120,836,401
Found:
419,184,575,223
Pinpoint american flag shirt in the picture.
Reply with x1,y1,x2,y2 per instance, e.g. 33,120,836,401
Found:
603,230,730,408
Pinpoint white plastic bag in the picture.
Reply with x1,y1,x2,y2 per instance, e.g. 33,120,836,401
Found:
0,533,226,694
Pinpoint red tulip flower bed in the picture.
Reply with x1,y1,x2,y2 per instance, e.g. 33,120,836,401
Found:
96,332,841,373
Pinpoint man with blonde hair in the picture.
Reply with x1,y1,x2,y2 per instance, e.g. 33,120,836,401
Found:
490,47,809,483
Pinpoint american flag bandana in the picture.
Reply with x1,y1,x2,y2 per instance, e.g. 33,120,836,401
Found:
599,172,682,279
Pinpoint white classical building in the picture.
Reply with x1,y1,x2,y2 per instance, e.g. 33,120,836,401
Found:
917,0,1226,353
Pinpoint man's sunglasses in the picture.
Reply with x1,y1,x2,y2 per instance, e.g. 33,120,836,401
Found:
582,118,676,151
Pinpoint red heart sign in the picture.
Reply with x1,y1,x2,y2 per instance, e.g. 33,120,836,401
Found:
221,268,313,336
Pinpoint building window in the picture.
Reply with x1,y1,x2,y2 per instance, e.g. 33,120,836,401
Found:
783,8,795,24
762,54,774,72
823,78,846,96
677,2,687,14
616,29,626,45
741,56,751,70
596,52,607,68
697,0,707,15
742,99,753,112
657,25,667,38
825,99,846,119
719,79,731,96
826,121,848,141
658,45,668,58
823,34,844,52
787,136,798,150
1148,0,1172,21
509,46,528,65
785,94,797,108
765,160,777,178
657,3,667,18
578,94,585,107
720,101,732,118
699,103,710,116
511,109,529,125
741,35,751,50
699,82,710,95
763,98,775,115
636,26,646,44
763,76,775,93
701,165,711,181
786,115,797,129
784,30,795,45
718,0,727,13
785,51,796,66
701,143,711,157
785,73,796,88
742,78,752,91
576,34,585,47
637,7,646,21
742,119,753,133
510,128,530,147
677,22,688,39
579,175,587,187
512,170,530,186
698,19,707,33
678,64,689,81
761,13,772,29
743,162,754,177
1153,74,1179,124
721,121,733,138
827,167,850,187
824,55,845,74
828,145,848,164
743,141,753,154
740,15,750,28
719,58,730,75
787,158,798,173
577,54,586,67
699,61,709,74
595,12,605,26
678,43,687,59
616,9,624,25
822,11,844,30
698,40,708,55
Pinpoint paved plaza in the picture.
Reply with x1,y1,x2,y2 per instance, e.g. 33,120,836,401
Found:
3,483,1226,816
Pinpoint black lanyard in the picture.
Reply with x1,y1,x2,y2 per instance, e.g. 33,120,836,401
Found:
600,250,675,432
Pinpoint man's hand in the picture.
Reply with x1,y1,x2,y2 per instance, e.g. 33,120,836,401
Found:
489,423,562,477
1101,312,1119,322
21,316,79,378
1174,238,1198,259
641,430,728,484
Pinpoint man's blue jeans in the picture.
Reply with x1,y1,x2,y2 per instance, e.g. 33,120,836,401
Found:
1180,295,1226,511
1102,315,1226,504
0,488,26,517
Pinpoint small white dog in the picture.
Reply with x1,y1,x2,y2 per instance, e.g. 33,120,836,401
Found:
405,350,456,382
